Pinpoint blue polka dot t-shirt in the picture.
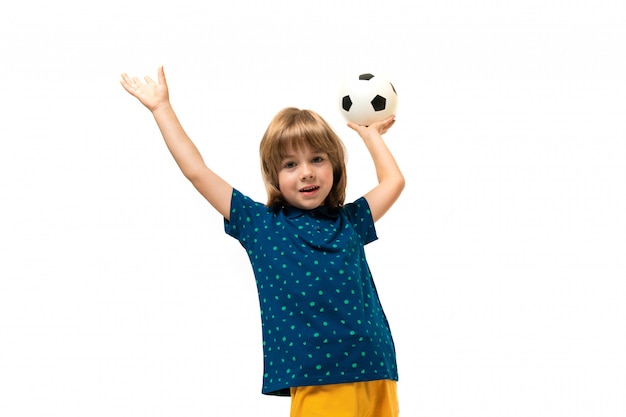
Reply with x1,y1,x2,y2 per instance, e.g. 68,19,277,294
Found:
224,189,398,396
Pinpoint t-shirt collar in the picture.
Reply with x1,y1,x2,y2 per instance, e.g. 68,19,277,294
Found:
283,205,340,219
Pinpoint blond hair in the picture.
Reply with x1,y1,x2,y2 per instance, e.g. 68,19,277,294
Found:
259,108,347,210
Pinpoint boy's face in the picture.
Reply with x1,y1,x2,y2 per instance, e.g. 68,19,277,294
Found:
278,146,334,210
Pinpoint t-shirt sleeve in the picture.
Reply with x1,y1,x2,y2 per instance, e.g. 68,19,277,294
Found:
343,197,378,245
223,188,267,247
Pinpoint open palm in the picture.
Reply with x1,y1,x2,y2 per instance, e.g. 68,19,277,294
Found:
348,114,396,138
120,66,169,112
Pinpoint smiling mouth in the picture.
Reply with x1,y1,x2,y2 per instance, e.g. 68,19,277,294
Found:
299,185,320,193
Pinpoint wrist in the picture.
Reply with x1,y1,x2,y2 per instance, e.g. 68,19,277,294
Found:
151,100,173,115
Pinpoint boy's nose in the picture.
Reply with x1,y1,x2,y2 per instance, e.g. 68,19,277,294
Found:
300,165,314,180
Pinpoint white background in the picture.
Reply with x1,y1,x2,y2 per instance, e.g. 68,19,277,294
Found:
1,1,625,416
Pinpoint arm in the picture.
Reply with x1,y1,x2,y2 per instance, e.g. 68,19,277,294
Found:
120,66,233,220
348,115,405,222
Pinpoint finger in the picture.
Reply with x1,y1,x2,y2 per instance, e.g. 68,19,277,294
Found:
378,115,395,126
380,116,395,129
131,76,143,87
347,121,362,131
158,65,166,85
144,76,156,85
120,73,135,85
120,74,139,93
376,115,394,124
381,119,395,132
119,79,132,93
120,73,131,87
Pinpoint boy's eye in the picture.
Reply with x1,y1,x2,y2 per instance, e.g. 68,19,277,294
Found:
312,156,324,163
284,162,296,169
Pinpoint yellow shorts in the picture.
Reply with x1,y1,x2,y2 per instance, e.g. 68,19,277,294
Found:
289,379,399,417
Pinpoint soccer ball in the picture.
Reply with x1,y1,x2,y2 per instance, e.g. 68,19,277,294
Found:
339,73,398,126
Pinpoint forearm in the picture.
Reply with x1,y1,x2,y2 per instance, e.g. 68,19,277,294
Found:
363,134,405,190
152,102,206,179
361,133,405,222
